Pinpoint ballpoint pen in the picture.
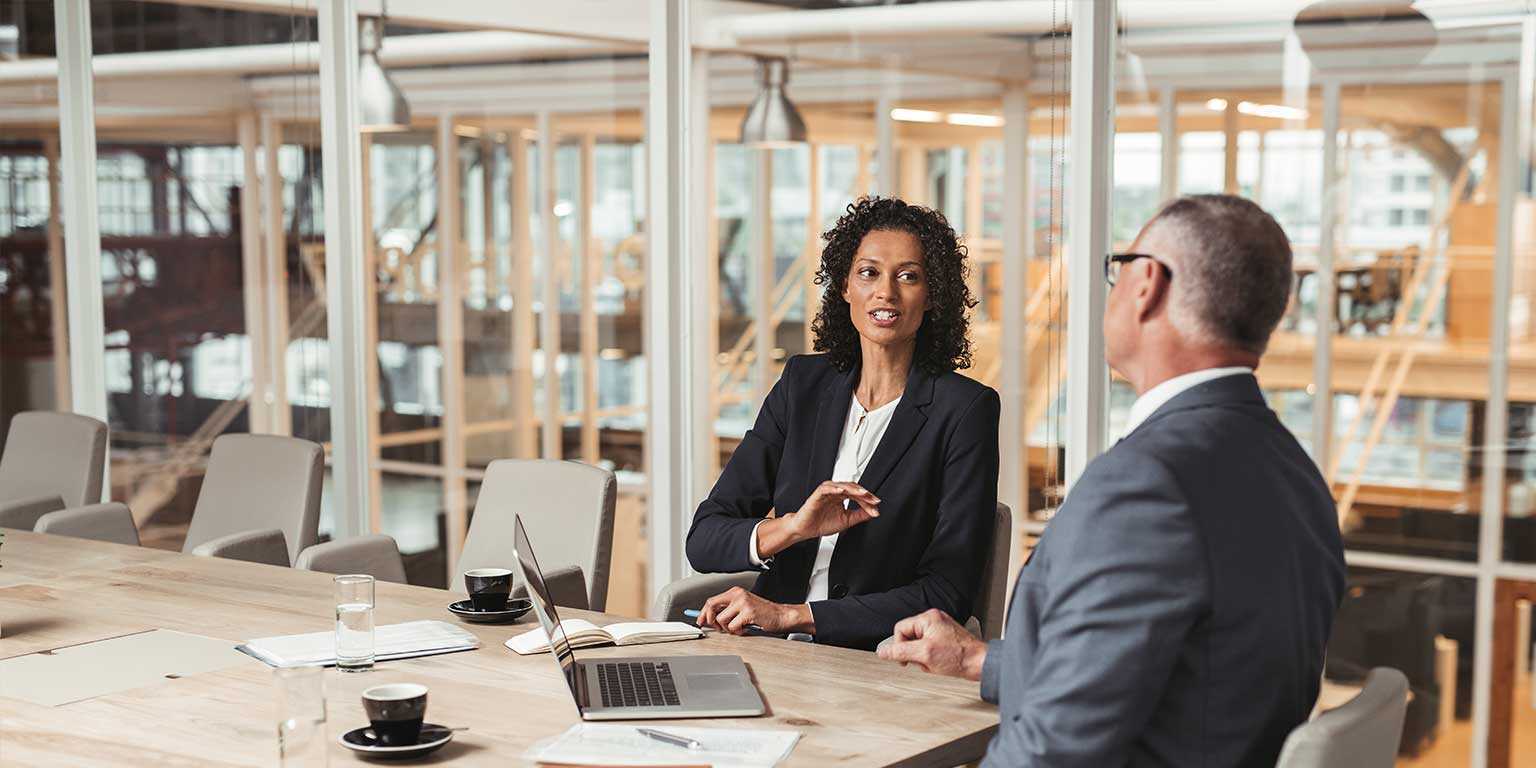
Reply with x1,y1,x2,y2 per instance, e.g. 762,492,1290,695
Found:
637,727,703,750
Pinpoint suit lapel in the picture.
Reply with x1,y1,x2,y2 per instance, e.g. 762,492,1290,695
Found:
804,363,857,499
854,365,934,496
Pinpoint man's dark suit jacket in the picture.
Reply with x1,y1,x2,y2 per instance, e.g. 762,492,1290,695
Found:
686,353,1000,650
980,373,1346,767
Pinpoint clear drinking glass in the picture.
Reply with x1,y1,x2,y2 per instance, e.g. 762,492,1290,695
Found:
334,574,375,672
274,666,328,767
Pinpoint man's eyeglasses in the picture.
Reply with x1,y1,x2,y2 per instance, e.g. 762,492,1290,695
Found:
1104,252,1174,287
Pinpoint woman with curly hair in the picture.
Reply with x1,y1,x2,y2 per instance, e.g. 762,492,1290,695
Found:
686,196,1000,651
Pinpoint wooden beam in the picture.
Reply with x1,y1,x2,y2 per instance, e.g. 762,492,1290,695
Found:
537,111,562,460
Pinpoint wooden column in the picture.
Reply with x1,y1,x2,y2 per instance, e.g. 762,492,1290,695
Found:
578,135,600,464
43,136,70,411
361,132,384,535
1222,101,1240,195
436,116,467,566
510,131,537,459
238,113,272,434
260,117,292,436
1489,578,1536,768
537,112,561,460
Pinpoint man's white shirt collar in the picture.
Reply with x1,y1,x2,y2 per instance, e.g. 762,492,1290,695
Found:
1120,367,1254,439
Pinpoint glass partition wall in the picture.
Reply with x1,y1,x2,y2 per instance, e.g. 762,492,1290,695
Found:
5,2,1536,764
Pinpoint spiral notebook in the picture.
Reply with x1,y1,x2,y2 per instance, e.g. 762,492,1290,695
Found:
237,620,479,668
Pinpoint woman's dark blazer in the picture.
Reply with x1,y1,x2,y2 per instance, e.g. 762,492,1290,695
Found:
686,353,1000,651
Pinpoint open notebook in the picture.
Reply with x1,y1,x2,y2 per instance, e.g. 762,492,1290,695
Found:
505,619,702,655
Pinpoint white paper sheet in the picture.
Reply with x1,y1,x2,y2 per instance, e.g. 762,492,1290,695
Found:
237,619,478,668
0,629,252,706
526,723,800,768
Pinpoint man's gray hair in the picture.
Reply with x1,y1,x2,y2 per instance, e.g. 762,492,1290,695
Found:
1146,194,1294,356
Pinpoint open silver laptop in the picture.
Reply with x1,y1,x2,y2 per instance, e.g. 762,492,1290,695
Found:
510,514,765,720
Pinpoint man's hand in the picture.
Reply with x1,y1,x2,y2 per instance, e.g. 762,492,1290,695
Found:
697,587,815,635
877,609,988,681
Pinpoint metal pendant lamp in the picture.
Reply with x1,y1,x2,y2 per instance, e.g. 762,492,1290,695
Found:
739,57,807,148
358,15,410,132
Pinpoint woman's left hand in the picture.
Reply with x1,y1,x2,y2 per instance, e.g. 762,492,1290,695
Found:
696,587,814,635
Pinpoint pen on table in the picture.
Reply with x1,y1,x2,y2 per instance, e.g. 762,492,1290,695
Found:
684,609,764,634
637,727,702,750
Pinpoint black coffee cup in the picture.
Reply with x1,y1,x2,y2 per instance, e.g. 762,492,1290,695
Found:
463,567,513,611
362,683,428,746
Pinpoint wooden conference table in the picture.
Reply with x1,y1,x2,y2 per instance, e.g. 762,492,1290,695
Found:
0,529,999,766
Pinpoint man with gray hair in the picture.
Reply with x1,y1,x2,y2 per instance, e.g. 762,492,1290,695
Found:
879,194,1345,767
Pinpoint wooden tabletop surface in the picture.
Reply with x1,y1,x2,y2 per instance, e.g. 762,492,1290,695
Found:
0,529,998,767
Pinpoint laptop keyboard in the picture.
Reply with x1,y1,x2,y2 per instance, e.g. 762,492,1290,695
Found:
595,661,682,708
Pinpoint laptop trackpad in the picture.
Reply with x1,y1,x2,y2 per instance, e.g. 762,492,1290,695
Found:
686,672,743,692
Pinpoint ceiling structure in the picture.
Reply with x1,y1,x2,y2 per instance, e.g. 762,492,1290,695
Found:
0,0,1526,141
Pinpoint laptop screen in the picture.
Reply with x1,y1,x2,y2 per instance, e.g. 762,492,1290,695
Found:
510,515,580,701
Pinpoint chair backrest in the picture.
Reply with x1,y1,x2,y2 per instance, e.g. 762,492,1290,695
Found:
35,502,140,546
1277,667,1410,768
182,434,323,563
455,459,615,611
295,534,408,584
0,411,108,508
973,502,1013,640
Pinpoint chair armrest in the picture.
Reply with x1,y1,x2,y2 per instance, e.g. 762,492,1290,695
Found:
34,503,140,545
0,494,67,530
650,572,759,621
512,564,590,610
190,528,291,567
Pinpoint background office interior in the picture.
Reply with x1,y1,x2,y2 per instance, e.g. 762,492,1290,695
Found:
1,0,1535,764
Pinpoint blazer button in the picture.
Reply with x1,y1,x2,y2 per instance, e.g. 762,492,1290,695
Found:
830,584,849,599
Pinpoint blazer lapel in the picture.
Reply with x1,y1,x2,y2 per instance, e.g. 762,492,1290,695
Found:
804,363,857,498
854,365,934,496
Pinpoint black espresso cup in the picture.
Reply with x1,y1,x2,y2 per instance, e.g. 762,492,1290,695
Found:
463,567,513,611
361,683,428,746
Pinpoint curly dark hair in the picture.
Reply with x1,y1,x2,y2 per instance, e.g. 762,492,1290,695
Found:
811,196,975,374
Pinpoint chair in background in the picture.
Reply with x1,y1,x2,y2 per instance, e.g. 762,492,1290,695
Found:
1326,572,1446,754
455,459,616,611
1276,667,1409,768
34,502,140,545
295,534,408,584
0,412,108,531
655,503,1014,641
182,434,323,567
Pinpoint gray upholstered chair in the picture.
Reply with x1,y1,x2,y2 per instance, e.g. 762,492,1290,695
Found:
1277,668,1410,768
0,411,108,531
652,572,760,622
35,502,140,545
182,434,324,567
973,502,1013,640
295,534,408,584
654,503,1014,638
455,459,616,611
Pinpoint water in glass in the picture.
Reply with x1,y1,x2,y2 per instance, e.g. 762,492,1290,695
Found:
334,574,375,671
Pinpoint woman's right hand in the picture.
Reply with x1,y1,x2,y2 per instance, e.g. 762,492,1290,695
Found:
752,482,882,560
786,481,881,539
